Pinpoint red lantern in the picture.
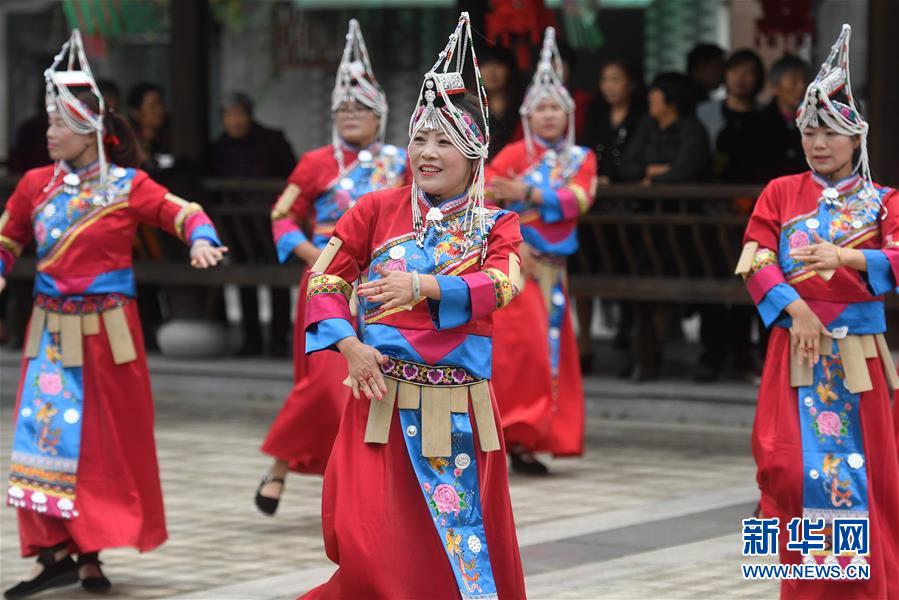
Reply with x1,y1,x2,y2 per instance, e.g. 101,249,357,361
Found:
485,0,556,70
755,0,815,48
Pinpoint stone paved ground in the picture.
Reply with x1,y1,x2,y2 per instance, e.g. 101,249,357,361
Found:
0,350,779,599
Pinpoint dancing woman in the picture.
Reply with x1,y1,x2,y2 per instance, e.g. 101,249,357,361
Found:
300,13,526,598
2,31,226,598
487,27,597,474
737,25,899,599
256,19,409,514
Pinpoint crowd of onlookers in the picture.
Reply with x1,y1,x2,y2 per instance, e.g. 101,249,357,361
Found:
2,42,814,381
479,42,812,382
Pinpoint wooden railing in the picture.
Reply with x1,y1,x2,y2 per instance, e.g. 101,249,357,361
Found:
1,177,761,299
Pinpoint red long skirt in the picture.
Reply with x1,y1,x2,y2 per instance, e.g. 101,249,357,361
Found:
261,272,351,475
303,384,527,599
754,328,899,599
14,301,167,556
491,279,584,456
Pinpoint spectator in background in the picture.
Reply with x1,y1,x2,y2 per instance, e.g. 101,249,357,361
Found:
760,54,810,179
96,79,121,113
695,49,767,382
578,56,646,370
128,82,172,169
687,43,726,102
208,91,296,357
127,82,173,349
480,45,523,159
697,49,767,182
581,56,646,183
619,72,711,380
619,72,710,184
7,87,50,173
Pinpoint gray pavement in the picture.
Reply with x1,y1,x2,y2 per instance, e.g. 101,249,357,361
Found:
0,348,777,599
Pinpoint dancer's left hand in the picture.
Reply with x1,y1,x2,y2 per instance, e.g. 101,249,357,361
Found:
190,240,228,268
789,233,842,270
358,271,414,309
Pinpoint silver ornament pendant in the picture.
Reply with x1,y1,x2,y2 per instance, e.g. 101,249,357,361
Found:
63,173,80,195
822,186,842,207
426,206,444,223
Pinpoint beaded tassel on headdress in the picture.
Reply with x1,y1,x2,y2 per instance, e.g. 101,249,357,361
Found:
520,27,576,161
43,29,110,202
331,19,389,175
795,24,882,214
408,11,491,265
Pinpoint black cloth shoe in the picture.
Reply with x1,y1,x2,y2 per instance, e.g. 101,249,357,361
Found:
254,473,285,516
77,552,110,593
4,544,78,599
510,451,549,476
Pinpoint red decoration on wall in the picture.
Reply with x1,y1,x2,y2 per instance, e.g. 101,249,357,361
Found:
485,0,556,70
755,0,815,48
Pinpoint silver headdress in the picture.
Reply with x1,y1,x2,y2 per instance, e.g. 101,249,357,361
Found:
796,25,876,202
408,11,491,264
44,29,111,202
331,19,388,174
520,27,576,160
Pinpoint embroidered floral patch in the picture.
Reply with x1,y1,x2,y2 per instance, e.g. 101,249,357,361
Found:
749,248,779,275
306,274,353,300
483,268,515,308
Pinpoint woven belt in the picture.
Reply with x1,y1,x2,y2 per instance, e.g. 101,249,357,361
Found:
363,357,501,457
24,294,137,368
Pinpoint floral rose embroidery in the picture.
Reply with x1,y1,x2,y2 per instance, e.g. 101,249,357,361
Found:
432,483,461,516
383,258,407,272
35,221,47,245
817,411,842,437
789,231,809,249
427,369,445,385
38,373,63,396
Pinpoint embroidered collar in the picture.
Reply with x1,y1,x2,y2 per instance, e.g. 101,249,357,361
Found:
61,160,101,181
811,171,862,194
420,189,468,212
340,138,381,156
534,135,566,153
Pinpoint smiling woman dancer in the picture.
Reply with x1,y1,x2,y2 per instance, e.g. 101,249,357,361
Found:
737,25,899,599
255,19,409,515
1,30,226,599
299,13,526,598
486,27,597,475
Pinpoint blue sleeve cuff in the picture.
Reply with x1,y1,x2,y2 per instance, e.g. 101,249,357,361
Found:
305,317,356,354
276,230,308,264
861,249,896,296
428,274,472,330
0,258,7,278
757,282,800,328
189,224,222,247
538,186,565,223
